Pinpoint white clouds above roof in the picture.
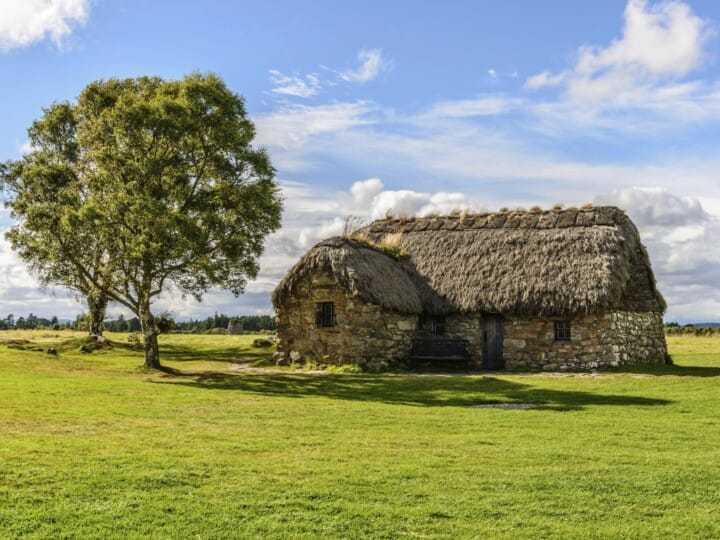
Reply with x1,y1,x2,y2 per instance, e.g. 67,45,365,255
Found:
0,0,91,52
268,70,321,98
526,0,712,102
268,48,388,100
339,49,387,83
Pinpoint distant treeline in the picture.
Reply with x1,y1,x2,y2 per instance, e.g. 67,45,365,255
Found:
0,314,61,330
0,312,275,334
171,314,275,333
664,322,720,336
103,313,276,333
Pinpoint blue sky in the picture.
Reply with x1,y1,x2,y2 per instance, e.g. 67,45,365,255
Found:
1,0,720,323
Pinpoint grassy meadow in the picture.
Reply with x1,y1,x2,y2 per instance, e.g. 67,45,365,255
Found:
1,331,719,538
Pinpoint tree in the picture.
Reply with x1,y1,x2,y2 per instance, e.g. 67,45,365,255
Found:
1,101,111,336
2,74,282,368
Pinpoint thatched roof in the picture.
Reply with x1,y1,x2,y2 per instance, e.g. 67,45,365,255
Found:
273,206,666,316
272,237,422,314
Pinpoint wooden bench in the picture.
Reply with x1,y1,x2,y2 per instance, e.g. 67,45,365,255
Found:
409,338,470,372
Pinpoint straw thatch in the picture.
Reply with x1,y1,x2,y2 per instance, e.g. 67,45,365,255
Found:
273,206,666,317
272,237,422,313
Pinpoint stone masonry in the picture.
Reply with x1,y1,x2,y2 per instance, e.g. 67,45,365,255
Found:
503,311,667,370
274,271,418,369
416,313,484,367
275,270,667,371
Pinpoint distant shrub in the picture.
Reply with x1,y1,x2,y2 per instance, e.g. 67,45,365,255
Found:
665,325,719,336
127,332,142,349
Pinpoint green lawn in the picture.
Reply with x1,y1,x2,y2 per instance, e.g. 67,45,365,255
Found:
1,332,719,539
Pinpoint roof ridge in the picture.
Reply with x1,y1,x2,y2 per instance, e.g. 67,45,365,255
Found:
363,205,628,234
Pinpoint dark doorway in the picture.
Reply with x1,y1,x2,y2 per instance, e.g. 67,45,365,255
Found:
482,316,505,370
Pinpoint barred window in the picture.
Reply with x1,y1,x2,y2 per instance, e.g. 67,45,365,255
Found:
315,302,335,328
431,317,445,336
554,320,571,342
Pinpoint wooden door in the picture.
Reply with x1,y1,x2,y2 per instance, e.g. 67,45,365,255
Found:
482,316,505,370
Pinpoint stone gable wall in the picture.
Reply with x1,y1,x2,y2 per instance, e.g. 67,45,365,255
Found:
275,271,417,369
504,311,667,370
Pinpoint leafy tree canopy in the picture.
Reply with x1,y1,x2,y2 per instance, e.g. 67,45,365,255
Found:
2,73,282,368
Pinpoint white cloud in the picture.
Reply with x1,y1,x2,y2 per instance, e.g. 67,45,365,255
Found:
488,68,497,79
364,186,476,220
594,187,708,227
253,101,376,150
526,0,713,102
594,187,720,321
267,48,388,102
524,70,566,90
19,140,35,155
424,95,524,119
268,70,321,98
339,49,387,83
0,0,91,52
349,177,383,209
244,178,478,306
247,91,720,322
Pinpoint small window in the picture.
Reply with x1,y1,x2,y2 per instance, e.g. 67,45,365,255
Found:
315,302,335,328
554,320,571,342
431,317,445,336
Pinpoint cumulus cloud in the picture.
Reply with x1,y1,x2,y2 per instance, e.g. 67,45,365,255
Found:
243,178,477,308
343,178,477,219
526,0,712,102
0,0,91,52
594,186,708,227
349,177,383,209
594,187,720,321
339,49,387,83
268,70,321,98
0,233,83,319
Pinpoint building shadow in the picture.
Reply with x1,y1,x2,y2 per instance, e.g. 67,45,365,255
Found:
149,371,671,411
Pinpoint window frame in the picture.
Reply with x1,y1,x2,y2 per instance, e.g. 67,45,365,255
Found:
315,302,335,328
554,319,572,342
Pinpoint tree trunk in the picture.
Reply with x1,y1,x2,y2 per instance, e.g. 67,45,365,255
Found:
140,309,161,369
87,289,107,336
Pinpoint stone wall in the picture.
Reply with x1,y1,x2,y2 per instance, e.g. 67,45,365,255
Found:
416,314,483,367
598,311,667,366
276,273,667,372
503,311,667,370
275,271,418,369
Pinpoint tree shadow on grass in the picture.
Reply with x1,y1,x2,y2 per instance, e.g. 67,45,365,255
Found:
149,371,672,411
158,344,273,364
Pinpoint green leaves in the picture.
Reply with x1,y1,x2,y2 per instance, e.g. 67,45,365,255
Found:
1,73,282,365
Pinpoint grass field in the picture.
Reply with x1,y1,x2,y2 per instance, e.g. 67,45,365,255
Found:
1,331,719,539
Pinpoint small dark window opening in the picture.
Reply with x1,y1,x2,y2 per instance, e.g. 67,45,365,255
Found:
554,320,571,342
315,302,335,328
431,317,445,336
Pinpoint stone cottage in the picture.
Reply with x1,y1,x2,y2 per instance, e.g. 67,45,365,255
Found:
272,206,668,370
